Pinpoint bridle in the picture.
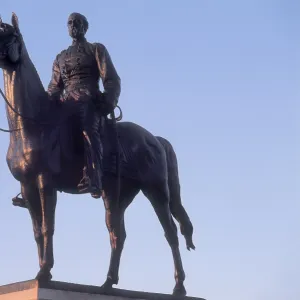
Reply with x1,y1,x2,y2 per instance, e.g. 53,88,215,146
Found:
0,87,66,132
0,87,25,132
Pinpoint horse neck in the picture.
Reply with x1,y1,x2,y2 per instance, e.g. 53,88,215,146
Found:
3,54,48,132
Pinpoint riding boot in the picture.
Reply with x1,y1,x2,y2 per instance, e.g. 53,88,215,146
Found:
77,166,88,190
89,131,103,198
77,104,103,198
77,138,103,198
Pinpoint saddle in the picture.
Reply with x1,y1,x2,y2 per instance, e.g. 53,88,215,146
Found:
44,114,119,175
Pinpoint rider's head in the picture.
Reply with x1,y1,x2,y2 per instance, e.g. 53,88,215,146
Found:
67,13,89,40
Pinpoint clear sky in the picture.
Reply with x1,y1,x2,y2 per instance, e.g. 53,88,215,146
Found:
0,1,299,300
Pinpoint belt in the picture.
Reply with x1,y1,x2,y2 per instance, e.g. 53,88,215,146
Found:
64,82,99,93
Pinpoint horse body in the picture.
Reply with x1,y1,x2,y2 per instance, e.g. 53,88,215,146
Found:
0,14,195,297
3,55,49,182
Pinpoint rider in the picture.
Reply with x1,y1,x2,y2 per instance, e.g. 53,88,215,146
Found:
47,12,121,198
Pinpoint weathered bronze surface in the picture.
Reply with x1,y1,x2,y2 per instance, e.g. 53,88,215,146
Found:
0,13,195,297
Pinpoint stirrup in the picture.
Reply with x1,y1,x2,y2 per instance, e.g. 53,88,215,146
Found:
91,187,102,199
12,193,27,209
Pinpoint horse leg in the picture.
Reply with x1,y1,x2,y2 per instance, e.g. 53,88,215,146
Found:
169,192,195,250
21,182,44,269
101,177,140,290
35,174,57,282
142,182,187,297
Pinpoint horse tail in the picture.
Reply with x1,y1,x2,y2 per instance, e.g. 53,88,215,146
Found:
156,136,195,251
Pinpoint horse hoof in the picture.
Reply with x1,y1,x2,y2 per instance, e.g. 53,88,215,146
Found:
35,268,52,282
186,236,196,251
173,283,187,297
100,278,114,292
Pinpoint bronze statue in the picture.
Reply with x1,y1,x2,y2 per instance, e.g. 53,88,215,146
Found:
0,13,195,297
48,12,121,198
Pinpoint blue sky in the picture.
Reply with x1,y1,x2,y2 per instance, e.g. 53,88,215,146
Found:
0,1,299,300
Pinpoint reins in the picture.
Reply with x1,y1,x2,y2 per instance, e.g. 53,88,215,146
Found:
0,86,123,133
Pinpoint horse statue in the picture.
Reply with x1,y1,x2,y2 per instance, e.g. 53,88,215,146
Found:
0,13,195,296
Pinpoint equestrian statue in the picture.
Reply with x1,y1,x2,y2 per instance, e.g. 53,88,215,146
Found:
0,13,195,297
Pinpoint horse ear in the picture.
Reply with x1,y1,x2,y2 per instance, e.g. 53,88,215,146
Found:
11,12,20,32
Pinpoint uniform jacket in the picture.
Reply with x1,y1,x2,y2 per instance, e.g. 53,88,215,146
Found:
47,38,121,109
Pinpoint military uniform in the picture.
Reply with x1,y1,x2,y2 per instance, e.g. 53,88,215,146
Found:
47,38,121,196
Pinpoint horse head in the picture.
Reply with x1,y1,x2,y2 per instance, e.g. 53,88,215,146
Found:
0,13,23,69
0,12,47,130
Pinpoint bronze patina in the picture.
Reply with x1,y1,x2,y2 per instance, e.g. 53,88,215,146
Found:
0,13,195,297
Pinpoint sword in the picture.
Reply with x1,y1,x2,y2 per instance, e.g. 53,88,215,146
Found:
109,106,122,207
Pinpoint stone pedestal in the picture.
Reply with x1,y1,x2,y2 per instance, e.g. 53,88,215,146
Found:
0,280,205,300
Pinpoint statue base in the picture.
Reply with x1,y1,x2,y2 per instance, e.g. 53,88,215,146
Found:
0,280,205,300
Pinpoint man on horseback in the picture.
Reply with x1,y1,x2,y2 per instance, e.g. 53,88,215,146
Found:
47,12,121,199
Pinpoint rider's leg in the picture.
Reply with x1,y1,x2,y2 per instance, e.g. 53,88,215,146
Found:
77,101,103,198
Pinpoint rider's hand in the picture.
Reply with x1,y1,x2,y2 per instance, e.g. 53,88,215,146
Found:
96,92,116,116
